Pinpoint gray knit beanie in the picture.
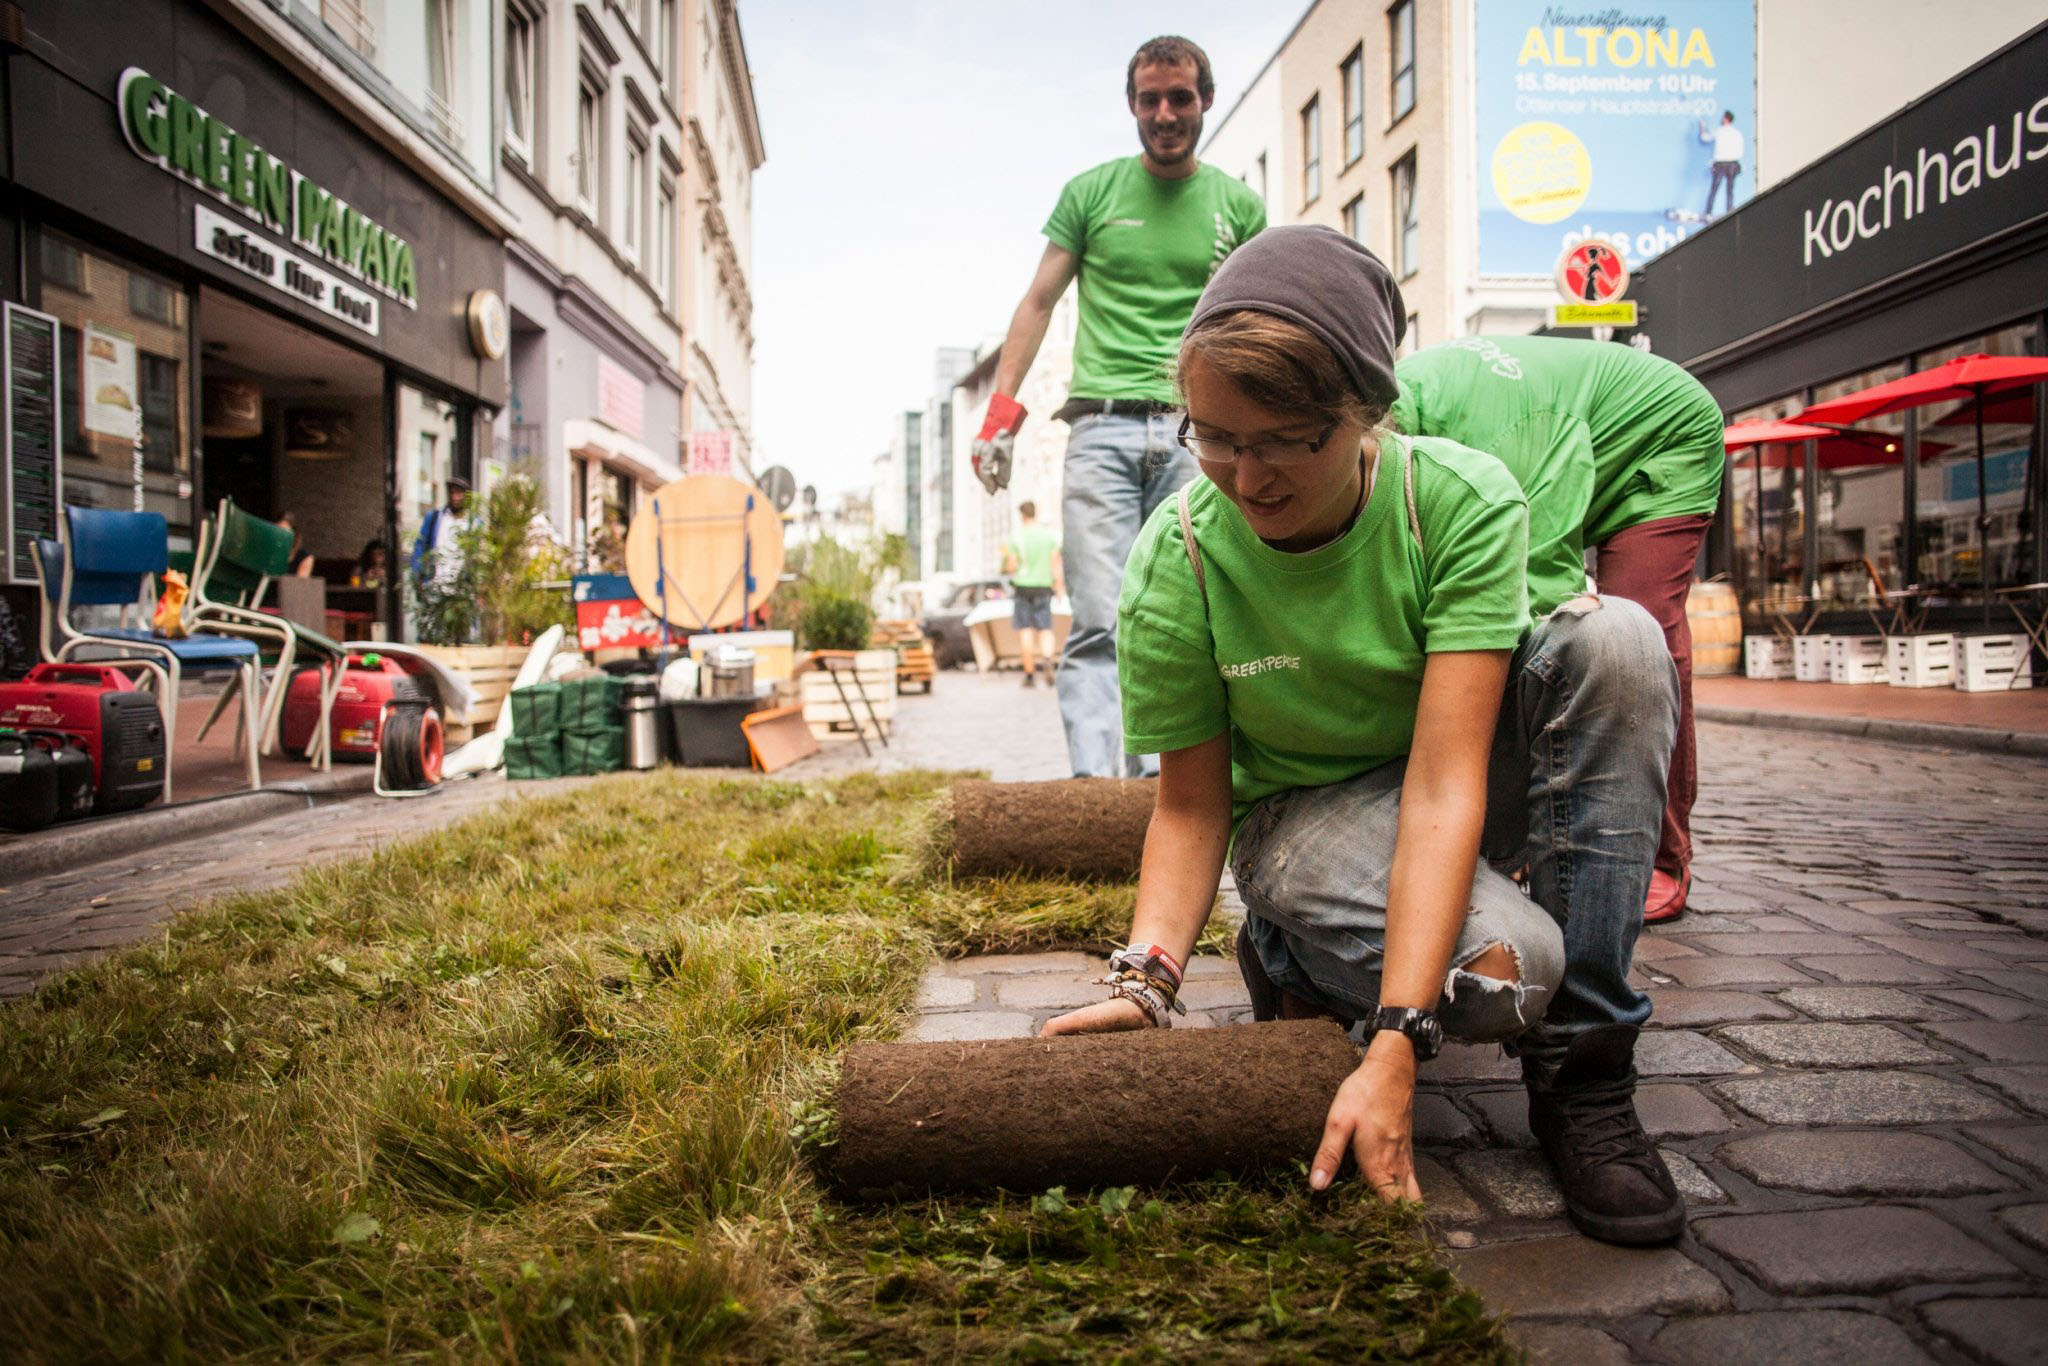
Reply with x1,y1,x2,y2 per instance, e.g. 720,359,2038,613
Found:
1187,225,1407,409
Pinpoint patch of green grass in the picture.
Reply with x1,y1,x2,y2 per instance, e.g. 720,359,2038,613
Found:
0,769,1509,1361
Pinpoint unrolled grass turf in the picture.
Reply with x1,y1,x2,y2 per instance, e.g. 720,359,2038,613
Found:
0,769,1511,1361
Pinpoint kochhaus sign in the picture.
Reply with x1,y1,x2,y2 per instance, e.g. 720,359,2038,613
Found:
116,67,419,310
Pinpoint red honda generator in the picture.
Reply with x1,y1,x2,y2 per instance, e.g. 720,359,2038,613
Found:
279,652,433,762
0,663,166,815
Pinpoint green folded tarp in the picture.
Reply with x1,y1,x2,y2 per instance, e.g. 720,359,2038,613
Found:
559,674,627,733
508,681,563,739
562,727,624,776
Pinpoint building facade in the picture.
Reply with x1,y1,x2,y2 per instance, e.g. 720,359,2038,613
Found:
1202,0,2039,347
2,0,510,645
917,346,976,578
679,0,764,476
950,289,1078,581
1627,22,2048,626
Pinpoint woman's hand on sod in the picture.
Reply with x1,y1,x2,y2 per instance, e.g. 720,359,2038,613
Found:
1040,996,1151,1036
1311,1031,1421,1202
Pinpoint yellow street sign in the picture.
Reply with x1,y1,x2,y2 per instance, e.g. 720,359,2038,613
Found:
1550,302,1638,327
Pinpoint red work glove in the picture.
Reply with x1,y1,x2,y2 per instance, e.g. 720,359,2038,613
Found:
972,393,1027,495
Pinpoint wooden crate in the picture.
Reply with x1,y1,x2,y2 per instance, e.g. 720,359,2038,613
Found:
801,649,896,737
411,643,528,732
874,620,935,694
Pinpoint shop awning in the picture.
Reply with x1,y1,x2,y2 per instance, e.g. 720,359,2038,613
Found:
563,417,684,489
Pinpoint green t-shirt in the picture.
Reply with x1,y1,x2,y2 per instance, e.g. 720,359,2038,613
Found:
1390,336,1725,614
1044,158,1267,403
1007,524,1061,588
1119,433,1530,818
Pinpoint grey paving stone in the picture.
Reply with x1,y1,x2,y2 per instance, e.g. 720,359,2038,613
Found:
992,974,1106,1011
1412,1154,1485,1226
1695,1206,2015,1295
1453,1149,1563,1219
1866,935,2008,969
915,973,977,1009
1464,1088,1536,1147
1512,1323,1633,1366
1964,970,2048,1004
1778,985,1957,1021
1419,1041,1521,1082
1965,1126,2048,1180
1636,1030,1747,1076
948,951,1098,976
1659,956,1817,989
1918,1298,2048,1366
1662,1150,1728,1205
1802,955,1953,985
1924,1021,2048,1064
1648,989,1795,1027
1652,1311,1937,1366
1974,1066,2048,1115
1450,1237,1730,1318
1930,989,2043,1023
1671,931,1870,957
1847,899,1966,917
1636,1083,1737,1137
1717,1022,1951,1068
1788,905,1921,935
1717,1070,2014,1125
1980,937,2048,959
904,1010,1034,1043
1716,1130,2013,1196
1999,1204,2048,1255
1174,977,1252,1011
1411,1092,1475,1144
1181,954,1239,977
1634,935,1701,961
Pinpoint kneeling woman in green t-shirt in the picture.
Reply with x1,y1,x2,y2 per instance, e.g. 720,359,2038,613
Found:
1042,225,1685,1247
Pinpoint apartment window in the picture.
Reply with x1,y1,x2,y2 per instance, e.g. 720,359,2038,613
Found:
321,0,377,58
657,0,676,81
1402,312,1420,357
425,0,463,150
504,3,540,166
1301,96,1321,206
1254,151,1268,203
1392,152,1419,279
1390,0,1416,123
576,63,606,219
624,126,647,263
1343,193,1366,244
655,171,677,305
1341,47,1364,166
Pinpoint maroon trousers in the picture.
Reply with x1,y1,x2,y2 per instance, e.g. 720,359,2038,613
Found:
1592,513,1715,878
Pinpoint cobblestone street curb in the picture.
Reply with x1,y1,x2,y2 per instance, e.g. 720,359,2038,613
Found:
1697,704,2048,759
0,767,376,884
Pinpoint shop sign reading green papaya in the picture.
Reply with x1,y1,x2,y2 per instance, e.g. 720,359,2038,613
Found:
117,67,418,309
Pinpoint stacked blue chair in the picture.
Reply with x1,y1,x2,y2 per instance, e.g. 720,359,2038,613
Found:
43,506,264,801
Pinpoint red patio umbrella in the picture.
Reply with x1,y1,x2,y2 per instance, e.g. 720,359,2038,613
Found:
1800,353,2048,614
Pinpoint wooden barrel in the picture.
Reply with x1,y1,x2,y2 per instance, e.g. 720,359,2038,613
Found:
1686,580,1742,676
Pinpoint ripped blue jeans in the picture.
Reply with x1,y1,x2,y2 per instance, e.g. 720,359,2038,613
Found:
1231,596,1679,1049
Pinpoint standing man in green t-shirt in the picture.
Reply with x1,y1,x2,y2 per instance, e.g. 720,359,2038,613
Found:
1390,336,1725,922
1001,501,1065,688
969,35,1266,777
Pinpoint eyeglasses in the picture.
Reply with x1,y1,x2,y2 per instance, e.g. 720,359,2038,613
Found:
1177,415,1340,467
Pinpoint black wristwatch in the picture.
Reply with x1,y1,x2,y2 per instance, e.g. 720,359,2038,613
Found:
1368,1005,1444,1061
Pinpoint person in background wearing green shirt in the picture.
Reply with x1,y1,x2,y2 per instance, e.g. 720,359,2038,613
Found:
1001,501,1064,688
969,35,1266,776
1044,227,1687,1248
1391,336,1724,923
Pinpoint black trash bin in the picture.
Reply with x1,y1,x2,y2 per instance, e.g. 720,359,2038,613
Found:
666,693,769,767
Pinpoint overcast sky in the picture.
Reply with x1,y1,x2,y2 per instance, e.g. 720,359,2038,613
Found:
743,1,1301,501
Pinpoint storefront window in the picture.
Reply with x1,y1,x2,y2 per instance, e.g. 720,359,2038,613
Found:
1727,393,1807,613
1911,322,2040,591
395,381,468,638
37,231,194,548
1810,359,1908,608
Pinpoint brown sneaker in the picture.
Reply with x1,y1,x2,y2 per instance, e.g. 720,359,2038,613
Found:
1524,1025,1685,1246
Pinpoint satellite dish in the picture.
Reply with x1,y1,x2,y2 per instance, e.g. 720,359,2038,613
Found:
757,464,798,512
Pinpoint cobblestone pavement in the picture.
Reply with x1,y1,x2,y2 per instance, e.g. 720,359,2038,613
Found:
9,666,2048,1358
911,712,2048,1364
0,772,597,999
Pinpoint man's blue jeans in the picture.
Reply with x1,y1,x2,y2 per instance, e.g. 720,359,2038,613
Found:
1058,412,1197,777
1232,596,1679,1051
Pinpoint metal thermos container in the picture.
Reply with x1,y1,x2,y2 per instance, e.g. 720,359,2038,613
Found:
622,677,661,770
706,646,756,698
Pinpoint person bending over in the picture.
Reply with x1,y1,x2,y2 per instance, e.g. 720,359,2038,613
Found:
1044,226,1685,1247
1391,335,1724,922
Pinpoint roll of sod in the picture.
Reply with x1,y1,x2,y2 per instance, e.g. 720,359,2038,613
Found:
945,778,1156,881
829,1019,1359,1199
